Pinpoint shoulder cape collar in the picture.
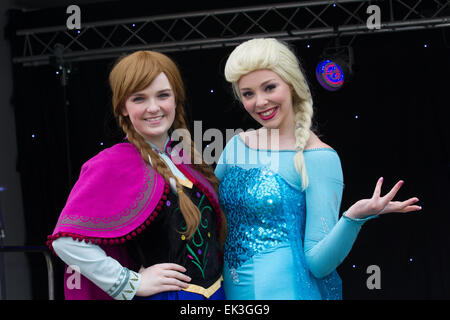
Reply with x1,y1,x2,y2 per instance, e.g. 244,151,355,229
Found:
47,142,221,251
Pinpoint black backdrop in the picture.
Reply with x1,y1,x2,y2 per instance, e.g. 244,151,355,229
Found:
5,0,450,300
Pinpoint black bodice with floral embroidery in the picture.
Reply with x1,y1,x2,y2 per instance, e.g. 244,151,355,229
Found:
126,184,222,289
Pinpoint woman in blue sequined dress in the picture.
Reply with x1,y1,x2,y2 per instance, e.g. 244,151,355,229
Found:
214,38,421,300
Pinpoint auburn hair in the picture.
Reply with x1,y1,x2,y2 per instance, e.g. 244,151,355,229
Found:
109,50,226,246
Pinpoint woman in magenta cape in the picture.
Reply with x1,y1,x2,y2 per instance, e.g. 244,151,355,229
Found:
47,50,226,300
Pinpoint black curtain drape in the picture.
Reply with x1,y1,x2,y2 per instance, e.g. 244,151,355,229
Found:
6,3,450,300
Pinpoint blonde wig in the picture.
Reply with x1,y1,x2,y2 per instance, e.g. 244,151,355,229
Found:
224,38,313,190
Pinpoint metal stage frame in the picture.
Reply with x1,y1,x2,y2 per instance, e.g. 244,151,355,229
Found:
10,0,450,65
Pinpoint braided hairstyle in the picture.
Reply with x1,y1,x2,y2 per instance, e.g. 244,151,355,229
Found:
109,50,226,243
224,38,313,190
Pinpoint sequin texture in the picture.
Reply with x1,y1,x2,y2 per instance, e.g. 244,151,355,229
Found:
220,166,306,270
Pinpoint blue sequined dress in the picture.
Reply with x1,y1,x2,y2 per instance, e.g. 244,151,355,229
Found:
215,134,373,300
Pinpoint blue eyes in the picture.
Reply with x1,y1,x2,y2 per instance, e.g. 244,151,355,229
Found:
130,92,170,102
158,93,170,98
132,97,144,102
241,83,277,99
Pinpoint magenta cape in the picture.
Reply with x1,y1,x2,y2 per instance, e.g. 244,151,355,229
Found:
47,142,222,300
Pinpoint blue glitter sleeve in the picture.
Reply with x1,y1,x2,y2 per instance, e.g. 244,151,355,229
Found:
218,137,346,299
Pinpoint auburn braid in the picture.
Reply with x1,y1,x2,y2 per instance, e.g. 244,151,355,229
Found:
172,109,226,245
120,116,201,239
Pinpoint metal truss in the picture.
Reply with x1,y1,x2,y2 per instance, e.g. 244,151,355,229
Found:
10,0,450,66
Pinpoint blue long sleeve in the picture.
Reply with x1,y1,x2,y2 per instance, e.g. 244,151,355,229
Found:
215,134,374,281
217,134,368,299
303,149,375,278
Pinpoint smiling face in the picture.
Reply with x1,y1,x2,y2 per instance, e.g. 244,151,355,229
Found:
122,72,176,148
238,69,296,132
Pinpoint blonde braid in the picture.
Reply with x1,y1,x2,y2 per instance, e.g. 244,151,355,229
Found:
293,98,313,191
224,38,315,192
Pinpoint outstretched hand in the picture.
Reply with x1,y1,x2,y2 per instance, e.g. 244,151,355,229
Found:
345,177,421,220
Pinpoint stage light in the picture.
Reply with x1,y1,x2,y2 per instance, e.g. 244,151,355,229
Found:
316,59,345,91
316,46,354,91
